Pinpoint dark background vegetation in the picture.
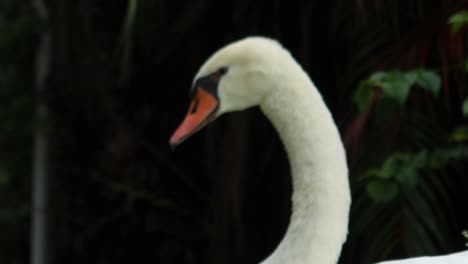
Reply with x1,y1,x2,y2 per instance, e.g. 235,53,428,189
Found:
1,0,468,263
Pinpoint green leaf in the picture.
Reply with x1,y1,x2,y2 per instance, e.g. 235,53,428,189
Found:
378,71,415,105
379,156,399,179
448,10,468,35
450,126,468,142
368,71,389,83
412,69,441,97
395,166,418,187
366,180,399,203
412,150,429,169
380,153,410,179
353,80,375,112
462,230,468,243
354,69,440,111
463,98,468,117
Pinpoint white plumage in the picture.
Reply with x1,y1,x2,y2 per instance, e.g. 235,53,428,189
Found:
173,36,468,264
195,37,350,263
378,250,468,264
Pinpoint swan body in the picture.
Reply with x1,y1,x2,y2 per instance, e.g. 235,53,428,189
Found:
378,250,468,263
169,37,467,264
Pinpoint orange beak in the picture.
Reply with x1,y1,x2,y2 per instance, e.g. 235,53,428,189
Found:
169,88,219,148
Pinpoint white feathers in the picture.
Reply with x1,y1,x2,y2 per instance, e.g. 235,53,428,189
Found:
199,37,350,264
256,41,350,264
377,250,468,264
195,37,467,264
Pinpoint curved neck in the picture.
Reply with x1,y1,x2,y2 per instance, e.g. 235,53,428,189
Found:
259,68,350,264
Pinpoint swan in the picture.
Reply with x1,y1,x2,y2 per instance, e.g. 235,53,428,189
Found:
169,37,468,264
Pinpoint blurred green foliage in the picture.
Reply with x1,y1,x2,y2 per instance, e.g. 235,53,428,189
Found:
353,69,441,112
364,147,468,203
353,66,467,206
448,10,468,34
343,3,468,263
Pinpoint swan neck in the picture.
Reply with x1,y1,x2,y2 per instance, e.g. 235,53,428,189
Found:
259,72,350,264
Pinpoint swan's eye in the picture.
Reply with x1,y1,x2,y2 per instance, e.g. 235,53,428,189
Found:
211,67,228,81
218,66,228,75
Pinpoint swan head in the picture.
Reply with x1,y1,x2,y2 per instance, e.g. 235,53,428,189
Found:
170,37,288,147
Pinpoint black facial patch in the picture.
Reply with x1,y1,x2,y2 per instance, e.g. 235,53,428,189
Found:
189,67,228,99
190,97,199,114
